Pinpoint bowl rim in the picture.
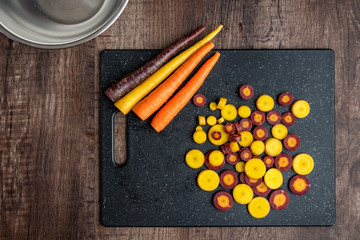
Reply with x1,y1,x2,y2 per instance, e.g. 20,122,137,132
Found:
0,0,128,49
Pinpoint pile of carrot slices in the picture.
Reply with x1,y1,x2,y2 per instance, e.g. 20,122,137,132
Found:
105,25,223,132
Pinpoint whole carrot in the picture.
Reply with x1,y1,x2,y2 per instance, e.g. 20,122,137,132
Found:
105,26,206,102
132,42,215,121
151,52,221,132
115,25,223,115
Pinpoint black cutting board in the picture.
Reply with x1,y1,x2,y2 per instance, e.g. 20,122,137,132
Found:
100,50,335,227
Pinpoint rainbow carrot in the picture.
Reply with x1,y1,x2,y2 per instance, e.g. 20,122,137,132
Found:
105,26,206,102
115,25,223,115
151,52,221,132
132,42,215,121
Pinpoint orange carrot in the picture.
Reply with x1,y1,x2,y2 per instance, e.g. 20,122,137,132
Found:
132,42,215,121
151,52,221,132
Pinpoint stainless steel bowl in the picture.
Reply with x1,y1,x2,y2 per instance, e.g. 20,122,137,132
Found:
0,0,128,49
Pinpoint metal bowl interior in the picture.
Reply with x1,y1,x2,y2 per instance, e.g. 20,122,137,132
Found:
0,0,128,48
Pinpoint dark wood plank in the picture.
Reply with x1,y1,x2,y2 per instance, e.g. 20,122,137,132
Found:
0,0,359,239
0,40,97,239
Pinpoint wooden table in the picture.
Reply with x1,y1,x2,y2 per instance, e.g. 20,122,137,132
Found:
1,0,358,239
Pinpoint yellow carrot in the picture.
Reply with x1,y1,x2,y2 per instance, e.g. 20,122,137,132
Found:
115,25,223,115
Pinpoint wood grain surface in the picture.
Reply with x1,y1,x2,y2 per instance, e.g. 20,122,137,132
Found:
0,0,359,239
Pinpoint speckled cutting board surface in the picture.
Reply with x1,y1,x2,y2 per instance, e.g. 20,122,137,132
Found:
100,50,335,227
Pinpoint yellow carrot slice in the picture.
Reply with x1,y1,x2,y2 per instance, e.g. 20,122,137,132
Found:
217,97,227,109
209,102,217,111
185,149,205,169
292,153,314,175
197,170,220,191
198,116,206,125
217,117,225,124
233,184,253,204
221,104,237,121
248,197,270,219
115,25,223,114
207,116,217,126
193,130,207,144
208,124,229,146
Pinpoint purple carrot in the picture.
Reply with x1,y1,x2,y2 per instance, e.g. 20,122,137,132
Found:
105,26,206,102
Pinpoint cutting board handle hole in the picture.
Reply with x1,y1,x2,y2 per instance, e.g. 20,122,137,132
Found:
113,111,127,166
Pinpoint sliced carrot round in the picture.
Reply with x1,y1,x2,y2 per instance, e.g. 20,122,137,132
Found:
193,130,207,144
293,153,314,175
283,134,300,151
263,156,274,167
208,124,229,146
245,158,266,179
266,110,281,125
185,149,205,169
233,184,254,204
213,191,234,211
265,138,283,157
250,140,265,156
195,126,203,131
275,153,293,172
256,94,275,112
197,170,220,191
220,170,238,190
209,102,217,111
207,116,217,126
240,118,253,130
235,161,245,173
230,142,240,152
224,123,236,134
269,189,290,210
205,150,225,170
281,112,296,127
271,124,288,140
209,150,225,167
291,100,310,118
226,152,240,165
278,92,293,106
248,197,270,219
239,85,254,100
239,131,254,147
250,111,265,126
253,126,268,141
221,104,238,121
239,148,252,161
252,181,271,196
289,175,310,195
238,105,252,118
193,93,206,107
264,168,283,189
